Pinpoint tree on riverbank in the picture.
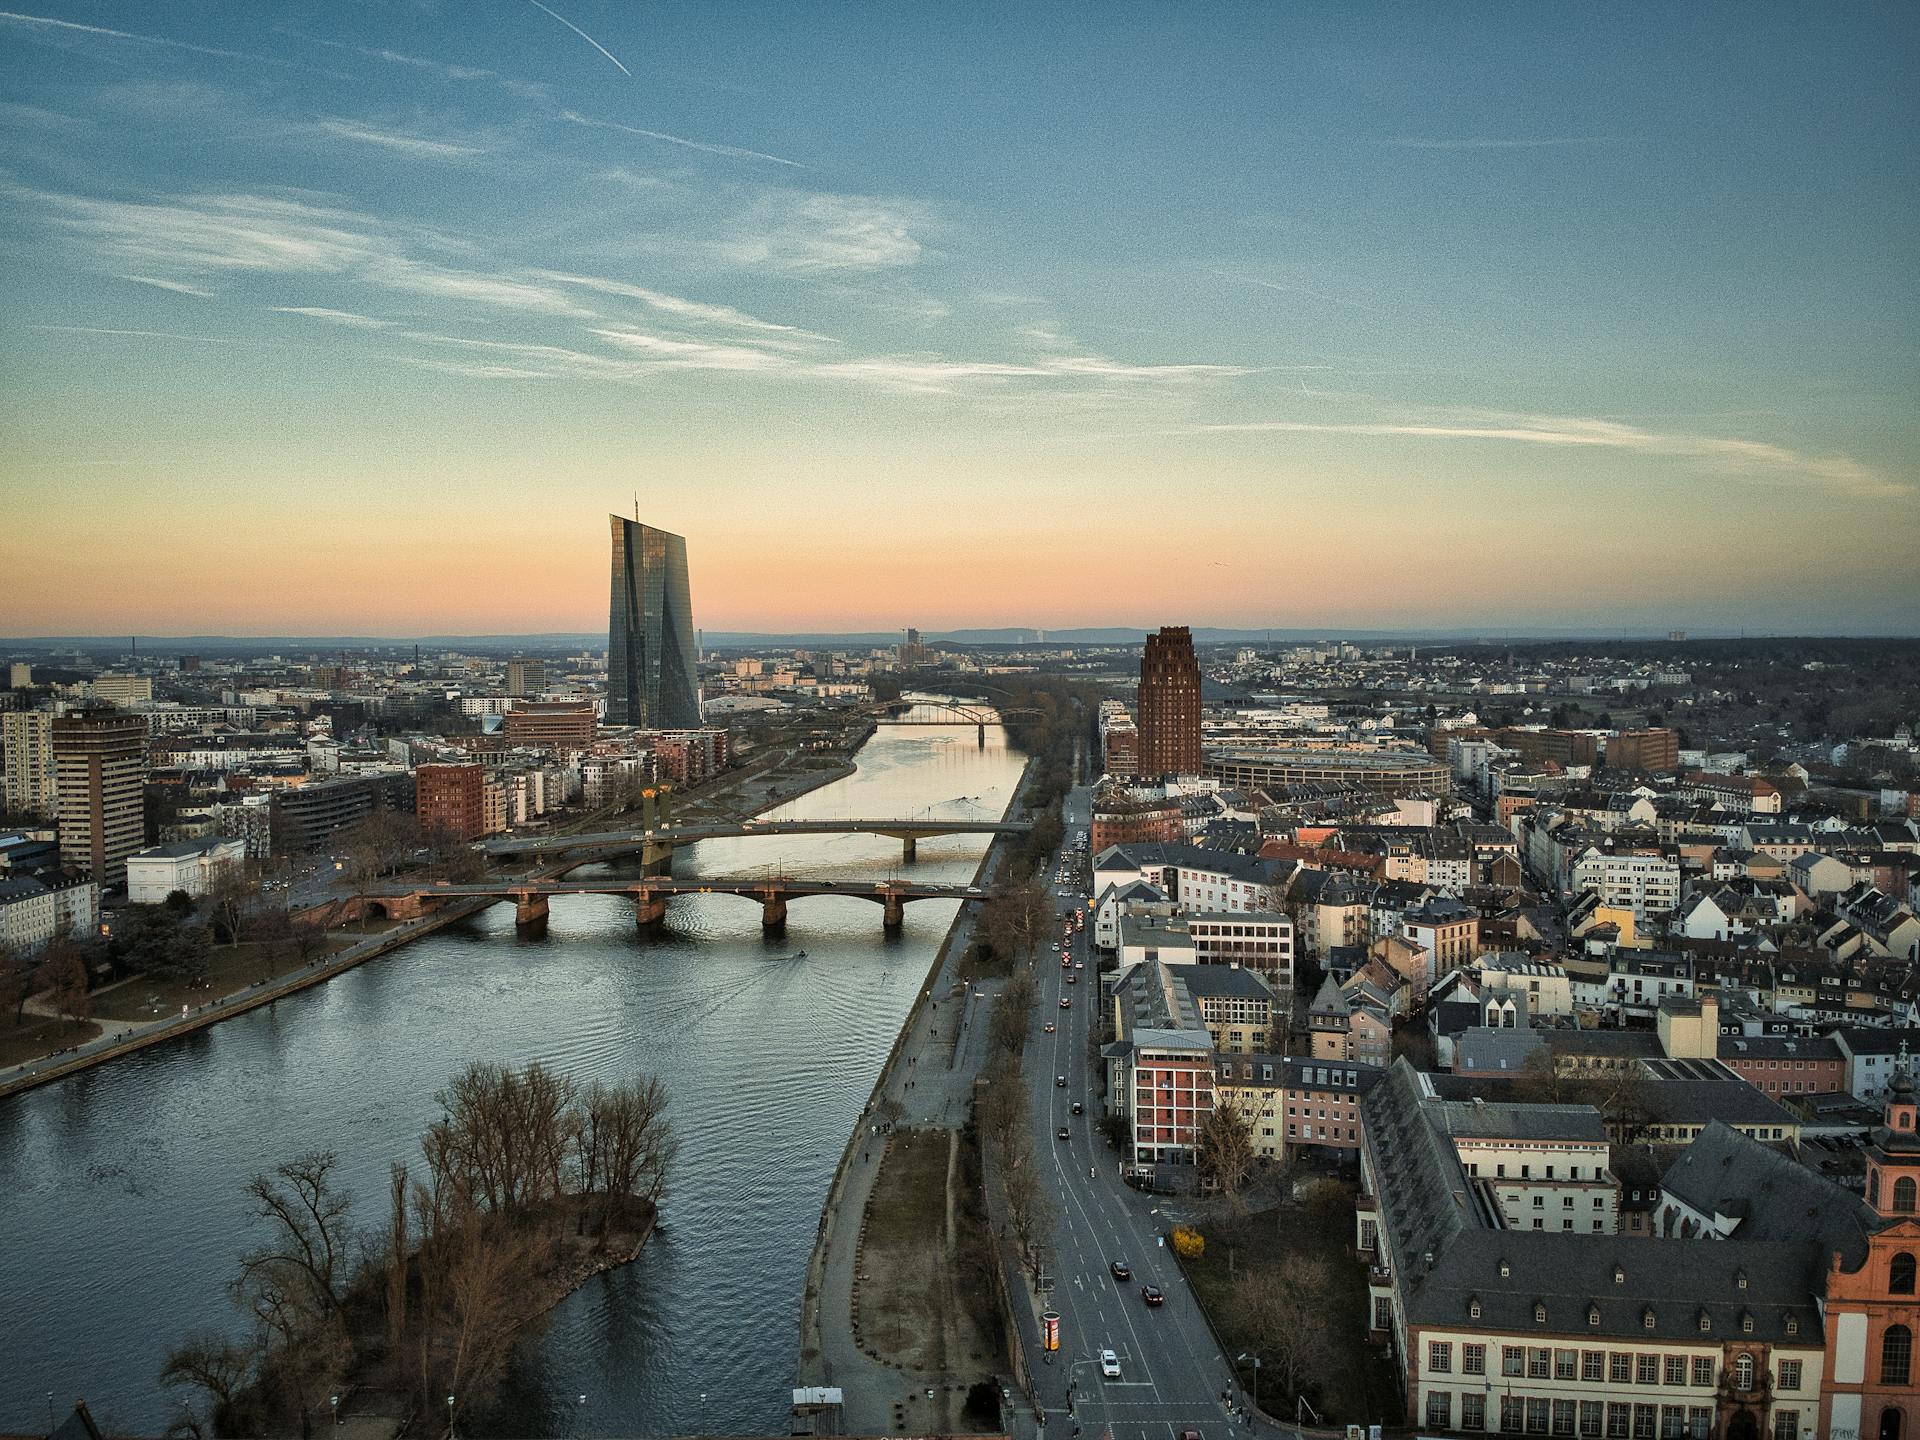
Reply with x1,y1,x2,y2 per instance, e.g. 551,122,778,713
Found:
164,1062,676,1437
981,880,1051,966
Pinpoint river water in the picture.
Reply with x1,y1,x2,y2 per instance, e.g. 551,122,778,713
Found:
0,708,1024,1437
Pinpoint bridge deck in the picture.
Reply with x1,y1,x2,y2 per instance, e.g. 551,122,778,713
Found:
484,816,1029,856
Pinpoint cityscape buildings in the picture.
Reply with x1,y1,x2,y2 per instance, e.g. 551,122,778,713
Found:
1,709,56,816
607,517,700,729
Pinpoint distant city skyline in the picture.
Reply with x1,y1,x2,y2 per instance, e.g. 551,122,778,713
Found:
3,3,1916,635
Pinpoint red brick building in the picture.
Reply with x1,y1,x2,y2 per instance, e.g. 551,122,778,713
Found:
1090,785,1183,851
1716,1034,1847,1099
416,763,485,843
1136,625,1202,778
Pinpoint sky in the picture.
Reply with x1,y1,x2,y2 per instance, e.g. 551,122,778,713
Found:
2,2,1916,637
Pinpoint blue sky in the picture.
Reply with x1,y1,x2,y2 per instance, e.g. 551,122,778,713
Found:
2,2,1916,635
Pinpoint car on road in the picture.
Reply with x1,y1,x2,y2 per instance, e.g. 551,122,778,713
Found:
1141,1284,1164,1306
1066,973,1077,984
1100,1348,1121,1378
1056,1074,1067,1087
1043,1022,1056,1033
1109,1259,1130,1280
1058,997,1071,1009
1056,1126,1070,1141
1070,1101,1083,1114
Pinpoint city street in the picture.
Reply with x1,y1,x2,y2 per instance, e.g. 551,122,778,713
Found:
1015,786,1268,1440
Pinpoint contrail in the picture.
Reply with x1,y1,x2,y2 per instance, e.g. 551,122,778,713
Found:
524,0,630,76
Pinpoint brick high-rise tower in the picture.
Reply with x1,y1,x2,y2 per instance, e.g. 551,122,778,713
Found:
1136,626,1202,777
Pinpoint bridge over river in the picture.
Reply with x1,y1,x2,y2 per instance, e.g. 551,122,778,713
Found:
343,874,990,931
484,815,1031,867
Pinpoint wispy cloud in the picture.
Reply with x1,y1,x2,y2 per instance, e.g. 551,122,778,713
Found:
523,0,631,77
537,270,836,344
588,326,790,371
271,306,392,328
558,108,804,168
315,119,484,160
0,9,338,75
1190,412,1904,498
122,274,214,298
1378,136,1618,150
717,192,930,271
32,324,241,343
20,187,596,317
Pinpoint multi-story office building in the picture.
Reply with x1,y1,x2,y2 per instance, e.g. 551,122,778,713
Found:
1606,728,1681,773
2,710,57,816
1204,746,1452,796
270,773,414,853
52,710,146,887
417,763,485,844
504,658,548,698
503,700,595,755
88,674,153,705
1136,626,1202,778
607,517,700,729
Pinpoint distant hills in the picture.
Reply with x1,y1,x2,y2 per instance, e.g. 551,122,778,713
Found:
5,626,1906,655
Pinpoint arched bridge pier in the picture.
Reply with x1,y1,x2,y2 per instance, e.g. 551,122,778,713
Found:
345,875,984,938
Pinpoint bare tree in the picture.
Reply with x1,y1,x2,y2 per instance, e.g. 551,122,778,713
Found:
578,1075,676,1237
385,1161,410,1363
983,880,1052,966
1239,1259,1334,1406
204,857,263,947
34,944,91,1024
160,1332,256,1421
874,1094,906,1132
235,1151,353,1332
423,1061,577,1216
1197,1097,1258,1202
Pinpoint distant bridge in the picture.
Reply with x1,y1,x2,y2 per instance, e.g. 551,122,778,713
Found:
484,816,1031,866
867,697,1042,731
342,875,988,932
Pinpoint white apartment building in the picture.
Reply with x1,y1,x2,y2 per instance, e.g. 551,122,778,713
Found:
126,837,246,904
1,710,57,816
1571,847,1681,918
0,873,99,952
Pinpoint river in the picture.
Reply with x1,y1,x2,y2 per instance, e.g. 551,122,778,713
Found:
0,706,1026,1437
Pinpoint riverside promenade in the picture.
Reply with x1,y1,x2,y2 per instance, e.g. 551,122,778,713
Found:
795,756,1040,1433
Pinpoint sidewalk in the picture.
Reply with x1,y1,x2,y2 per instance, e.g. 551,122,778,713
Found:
799,754,1042,1430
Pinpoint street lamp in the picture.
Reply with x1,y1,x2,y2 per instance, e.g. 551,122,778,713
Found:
446,1394,455,1438
330,1395,339,1429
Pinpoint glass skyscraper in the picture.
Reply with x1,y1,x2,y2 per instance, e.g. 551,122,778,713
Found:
607,517,701,728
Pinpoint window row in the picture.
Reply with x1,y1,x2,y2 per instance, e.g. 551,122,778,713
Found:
1423,1393,1799,1440
1433,1344,1801,1394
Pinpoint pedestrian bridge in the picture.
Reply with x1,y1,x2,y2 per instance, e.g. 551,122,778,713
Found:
341,874,990,932
484,816,1030,866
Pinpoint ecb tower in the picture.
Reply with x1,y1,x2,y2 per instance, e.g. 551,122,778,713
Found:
607,517,701,728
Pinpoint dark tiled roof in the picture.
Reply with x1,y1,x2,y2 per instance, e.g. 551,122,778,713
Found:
1659,1120,1875,1267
